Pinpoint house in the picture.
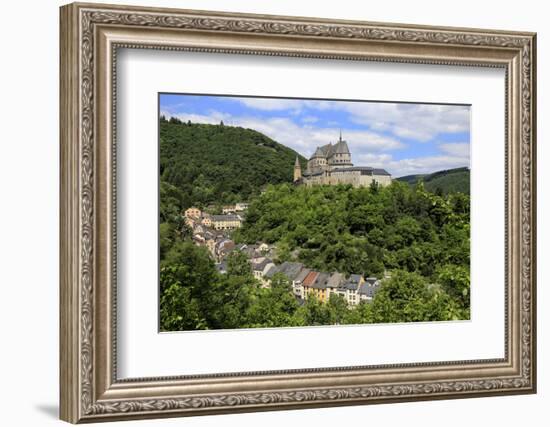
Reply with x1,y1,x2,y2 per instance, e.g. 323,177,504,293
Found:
325,272,345,299
205,236,217,258
257,242,270,253
235,202,249,211
184,207,201,219
222,205,235,214
201,215,212,227
265,261,304,289
335,274,365,306
311,272,330,302
359,277,381,302
293,268,311,298
263,264,278,282
238,244,258,260
216,239,235,261
251,258,276,287
211,214,242,231
302,271,319,300
192,233,205,245
277,262,304,284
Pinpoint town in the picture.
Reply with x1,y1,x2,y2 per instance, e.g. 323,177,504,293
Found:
184,205,382,307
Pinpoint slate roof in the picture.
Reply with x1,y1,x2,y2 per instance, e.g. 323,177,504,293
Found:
278,262,304,281
359,281,381,298
326,272,345,288
252,258,273,272
311,147,325,158
332,139,350,155
372,168,391,176
313,272,330,289
338,274,363,291
217,240,235,254
211,214,241,221
264,265,278,279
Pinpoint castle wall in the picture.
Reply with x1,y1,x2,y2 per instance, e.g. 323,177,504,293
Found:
303,170,391,188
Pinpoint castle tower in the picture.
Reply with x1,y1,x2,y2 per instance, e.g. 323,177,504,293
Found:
293,156,302,182
329,131,353,167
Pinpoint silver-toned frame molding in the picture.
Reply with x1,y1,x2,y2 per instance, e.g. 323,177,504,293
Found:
60,2,536,423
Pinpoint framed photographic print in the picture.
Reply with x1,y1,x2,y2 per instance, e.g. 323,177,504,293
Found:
60,2,537,423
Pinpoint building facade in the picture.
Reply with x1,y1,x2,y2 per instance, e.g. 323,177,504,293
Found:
294,133,392,187
211,214,243,231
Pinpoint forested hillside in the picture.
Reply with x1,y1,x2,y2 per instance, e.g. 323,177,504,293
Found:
397,167,470,195
160,117,307,210
160,181,470,331
234,181,470,296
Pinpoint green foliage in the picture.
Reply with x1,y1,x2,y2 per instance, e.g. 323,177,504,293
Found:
367,270,465,323
159,118,307,208
396,167,470,195
246,273,302,328
160,265,208,331
227,251,252,277
234,181,470,282
158,118,471,331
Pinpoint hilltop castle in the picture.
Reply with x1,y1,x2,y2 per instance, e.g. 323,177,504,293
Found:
293,132,392,188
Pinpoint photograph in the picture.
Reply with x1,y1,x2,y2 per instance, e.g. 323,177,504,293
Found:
158,93,471,332
57,3,536,422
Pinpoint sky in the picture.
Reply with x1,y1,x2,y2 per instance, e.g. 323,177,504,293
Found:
160,93,470,178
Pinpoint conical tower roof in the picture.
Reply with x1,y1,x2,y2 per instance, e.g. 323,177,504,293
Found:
311,146,325,158
333,131,350,154
294,156,301,167
333,139,350,154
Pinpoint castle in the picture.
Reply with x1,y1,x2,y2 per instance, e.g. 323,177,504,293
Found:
293,133,392,187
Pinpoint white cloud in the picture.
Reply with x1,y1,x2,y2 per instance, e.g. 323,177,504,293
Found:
439,142,470,157
357,152,469,177
343,103,470,142
235,98,302,112
233,99,470,142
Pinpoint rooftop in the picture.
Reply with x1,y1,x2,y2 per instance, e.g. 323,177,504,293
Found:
211,214,241,221
313,272,330,289
278,262,304,281
302,271,319,287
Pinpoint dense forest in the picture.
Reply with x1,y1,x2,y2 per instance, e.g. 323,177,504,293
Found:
160,180,470,331
234,181,469,280
397,167,470,195
160,117,307,209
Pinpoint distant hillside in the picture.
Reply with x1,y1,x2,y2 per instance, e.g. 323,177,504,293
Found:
160,118,307,209
396,167,470,194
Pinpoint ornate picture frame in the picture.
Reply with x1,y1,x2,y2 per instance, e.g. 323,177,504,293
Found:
60,2,536,423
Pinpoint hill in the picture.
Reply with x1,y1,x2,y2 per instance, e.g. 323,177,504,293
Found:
396,167,470,194
160,117,307,209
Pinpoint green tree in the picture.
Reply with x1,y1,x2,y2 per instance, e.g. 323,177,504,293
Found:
227,251,252,277
369,270,462,323
246,274,301,327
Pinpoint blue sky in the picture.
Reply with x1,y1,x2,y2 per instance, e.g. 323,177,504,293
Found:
160,93,470,177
